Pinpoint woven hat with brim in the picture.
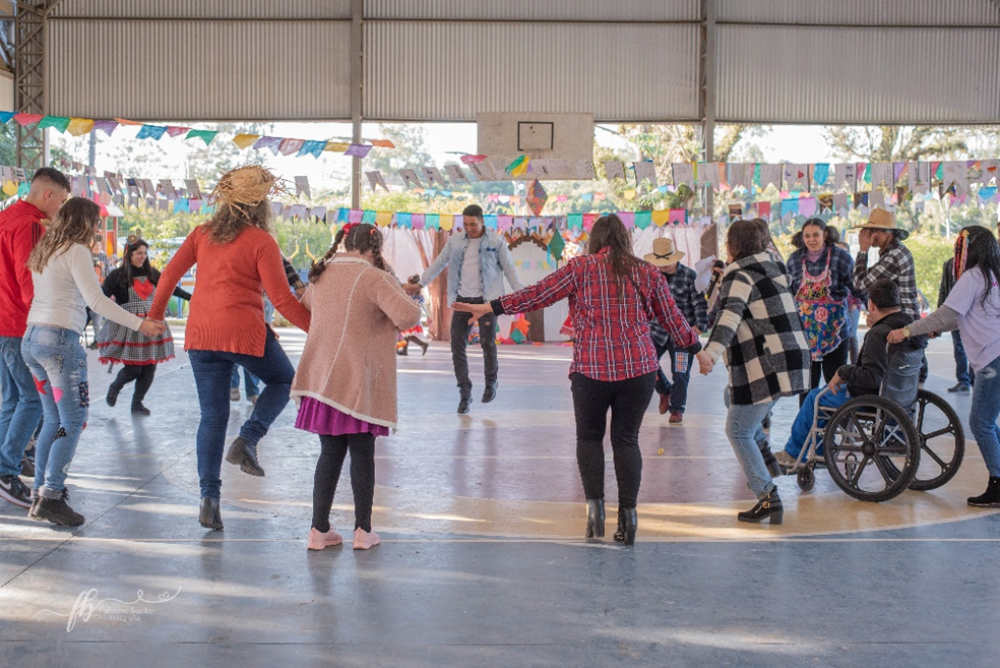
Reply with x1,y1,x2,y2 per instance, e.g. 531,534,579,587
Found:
854,208,909,241
211,165,288,215
644,237,685,266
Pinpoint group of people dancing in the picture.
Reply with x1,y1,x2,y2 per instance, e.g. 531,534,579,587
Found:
1,162,999,549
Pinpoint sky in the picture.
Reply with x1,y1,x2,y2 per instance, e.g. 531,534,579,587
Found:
51,121,834,192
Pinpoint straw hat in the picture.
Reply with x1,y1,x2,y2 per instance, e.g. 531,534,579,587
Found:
854,208,909,240
644,237,685,266
211,165,287,214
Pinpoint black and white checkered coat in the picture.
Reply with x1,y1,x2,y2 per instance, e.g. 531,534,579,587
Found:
704,252,811,406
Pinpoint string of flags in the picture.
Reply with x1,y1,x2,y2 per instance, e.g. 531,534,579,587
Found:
0,111,395,159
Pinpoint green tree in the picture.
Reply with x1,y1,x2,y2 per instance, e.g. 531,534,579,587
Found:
823,126,970,162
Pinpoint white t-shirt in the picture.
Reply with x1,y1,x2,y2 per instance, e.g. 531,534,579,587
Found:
457,237,483,298
28,244,144,334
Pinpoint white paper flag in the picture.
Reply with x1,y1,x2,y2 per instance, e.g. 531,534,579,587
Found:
398,169,422,189
941,161,968,194
633,161,657,187
869,190,885,208
980,159,999,185
309,206,327,220
699,163,722,190
671,163,695,189
870,163,894,191
603,161,626,182
185,179,202,199
159,179,176,200
365,170,389,193
576,160,596,180
833,193,848,213
834,163,857,192
728,164,749,190
294,176,311,199
783,164,809,191
758,164,782,189
909,162,930,193
444,164,470,185
421,167,448,189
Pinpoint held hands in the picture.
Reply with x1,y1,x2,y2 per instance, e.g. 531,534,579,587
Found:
886,328,906,345
402,281,422,296
695,350,715,376
139,319,167,337
452,301,492,325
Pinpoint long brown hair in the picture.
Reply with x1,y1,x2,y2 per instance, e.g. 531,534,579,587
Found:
309,223,391,282
587,213,640,281
28,197,100,273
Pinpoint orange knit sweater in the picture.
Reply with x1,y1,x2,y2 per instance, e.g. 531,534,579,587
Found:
149,224,310,356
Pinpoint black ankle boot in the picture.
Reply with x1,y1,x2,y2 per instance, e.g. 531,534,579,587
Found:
968,477,1000,507
613,506,638,545
738,490,783,525
225,437,265,477
585,498,605,539
199,497,223,530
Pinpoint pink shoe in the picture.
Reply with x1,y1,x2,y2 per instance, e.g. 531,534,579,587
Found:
307,526,344,551
353,527,381,550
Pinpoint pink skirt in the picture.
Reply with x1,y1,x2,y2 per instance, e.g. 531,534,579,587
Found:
295,397,389,437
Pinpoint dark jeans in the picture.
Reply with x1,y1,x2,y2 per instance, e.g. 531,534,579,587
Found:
570,371,656,508
312,433,376,534
113,364,156,406
231,366,260,397
952,330,972,386
802,337,851,405
187,328,294,499
450,296,498,395
653,341,691,413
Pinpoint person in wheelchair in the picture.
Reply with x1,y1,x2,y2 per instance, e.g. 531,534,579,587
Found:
776,278,927,472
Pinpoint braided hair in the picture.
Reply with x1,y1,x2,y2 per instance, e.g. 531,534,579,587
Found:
309,223,390,282
954,225,1000,308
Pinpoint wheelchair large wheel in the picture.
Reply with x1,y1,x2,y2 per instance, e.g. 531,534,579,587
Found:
909,390,965,491
823,396,921,502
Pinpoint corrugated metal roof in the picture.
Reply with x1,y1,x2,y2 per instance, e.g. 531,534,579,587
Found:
47,20,352,120
363,0,699,21
717,0,1000,26
364,21,699,121
716,25,1000,123
51,0,351,19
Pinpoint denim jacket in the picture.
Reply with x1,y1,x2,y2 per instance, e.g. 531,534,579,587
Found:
420,229,523,304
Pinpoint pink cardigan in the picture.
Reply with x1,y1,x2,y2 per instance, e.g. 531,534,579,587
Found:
291,256,421,430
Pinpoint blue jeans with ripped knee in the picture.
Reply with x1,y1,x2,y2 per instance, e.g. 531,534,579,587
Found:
20,325,89,497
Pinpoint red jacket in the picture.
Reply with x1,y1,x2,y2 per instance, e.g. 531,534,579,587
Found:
0,200,46,337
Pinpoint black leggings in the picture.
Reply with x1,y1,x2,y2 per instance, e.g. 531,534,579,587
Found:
114,364,157,405
570,371,656,509
801,338,850,406
312,433,376,533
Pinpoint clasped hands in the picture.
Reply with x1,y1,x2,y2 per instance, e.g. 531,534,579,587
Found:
451,301,492,325
695,350,715,376
402,274,422,296
139,318,167,337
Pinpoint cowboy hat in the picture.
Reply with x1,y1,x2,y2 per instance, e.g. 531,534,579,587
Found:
644,237,685,266
854,208,909,240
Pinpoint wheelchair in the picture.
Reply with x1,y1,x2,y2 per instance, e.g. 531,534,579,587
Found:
787,348,965,502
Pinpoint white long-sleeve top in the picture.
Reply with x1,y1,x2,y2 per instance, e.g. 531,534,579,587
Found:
27,244,144,334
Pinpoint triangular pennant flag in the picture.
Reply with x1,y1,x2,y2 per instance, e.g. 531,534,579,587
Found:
461,154,487,164
92,120,119,136
166,126,190,138
0,111,13,123
115,118,143,126
699,163,722,190
444,164,470,185
345,143,373,158
37,116,71,132
421,167,448,189
834,163,857,192
603,161,626,182
294,176,311,199
67,118,95,136
136,125,168,140
186,129,219,145
783,163,809,191
325,141,350,152
365,170,389,193
398,169,422,189
298,140,326,158
982,159,1000,185
812,164,830,187
870,163,895,191
369,139,395,148
672,163,695,189
232,133,261,150
279,138,306,156
13,113,43,126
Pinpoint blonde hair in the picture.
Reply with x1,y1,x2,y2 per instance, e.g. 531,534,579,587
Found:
28,197,100,273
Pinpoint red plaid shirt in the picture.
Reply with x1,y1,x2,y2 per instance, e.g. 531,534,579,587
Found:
498,249,699,381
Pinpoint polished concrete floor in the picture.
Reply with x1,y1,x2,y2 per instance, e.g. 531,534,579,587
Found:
1,328,998,667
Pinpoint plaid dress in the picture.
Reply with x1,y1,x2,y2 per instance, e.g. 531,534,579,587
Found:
98,277,176,366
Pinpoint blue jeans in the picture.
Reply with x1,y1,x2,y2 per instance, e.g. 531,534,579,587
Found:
20,326,89,497
231,366,260,397
969,356,1000,478
654,341,691,413
726,401,778,498
784,386,851,459
0,335,43,476
952,331,972,386
188,328,294,498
